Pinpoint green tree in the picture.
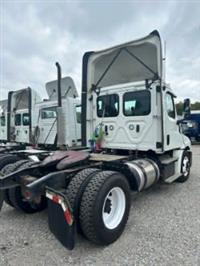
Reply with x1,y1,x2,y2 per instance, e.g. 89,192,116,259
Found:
175,101,200,116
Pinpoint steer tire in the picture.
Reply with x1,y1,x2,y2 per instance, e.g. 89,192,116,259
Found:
65,168,100,234
176,151,191,183
1,160,30,207
80,171,131,245
0,154,20,170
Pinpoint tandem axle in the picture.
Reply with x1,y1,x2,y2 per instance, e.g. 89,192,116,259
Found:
0,148,191,249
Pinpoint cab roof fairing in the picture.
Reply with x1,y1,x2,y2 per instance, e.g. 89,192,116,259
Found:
0,100,8,114
45,76,79,100
85,30,163,93
11,88,41,111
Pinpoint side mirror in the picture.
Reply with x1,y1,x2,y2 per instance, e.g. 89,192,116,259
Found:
176,119,183,125
183,98,191,118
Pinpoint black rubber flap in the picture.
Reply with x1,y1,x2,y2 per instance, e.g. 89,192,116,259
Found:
47,199,75,250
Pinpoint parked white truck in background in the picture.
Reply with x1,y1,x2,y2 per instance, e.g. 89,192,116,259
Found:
33,76,81,148
0,75,81,150
7,87,41,144
0,30,192,250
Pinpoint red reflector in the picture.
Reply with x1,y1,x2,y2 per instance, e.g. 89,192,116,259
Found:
24,191,32,199
64,208,73,225
52,195,60,204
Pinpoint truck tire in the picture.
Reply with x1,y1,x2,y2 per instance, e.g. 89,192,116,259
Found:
1,159,29,175
18,160,39,169
176,151,191,183
65,168,100,233
8,160,46,213
1,160,30,207
80,171,131,245
0,154,20,170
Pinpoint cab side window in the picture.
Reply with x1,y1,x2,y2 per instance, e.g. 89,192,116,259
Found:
15,114,21,126
97,94,119,117
123,90,151,116
0,116,5,126
165,93,176,119
23,113,30,126
41,107,57,119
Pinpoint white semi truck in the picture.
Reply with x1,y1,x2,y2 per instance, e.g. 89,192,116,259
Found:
33,76,81,148
0,30,192,250
7,87,41,144
0,74,81,150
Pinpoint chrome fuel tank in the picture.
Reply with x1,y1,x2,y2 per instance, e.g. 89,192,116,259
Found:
125,158,160,191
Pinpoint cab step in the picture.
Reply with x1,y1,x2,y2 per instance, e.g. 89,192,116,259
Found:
160,156,178,165
164,173,181,183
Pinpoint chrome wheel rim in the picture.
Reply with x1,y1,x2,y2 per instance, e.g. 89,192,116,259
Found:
182,156,190,176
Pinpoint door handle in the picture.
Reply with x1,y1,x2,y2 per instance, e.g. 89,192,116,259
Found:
136,125,140,132
167,134,170,145
105,125,108,135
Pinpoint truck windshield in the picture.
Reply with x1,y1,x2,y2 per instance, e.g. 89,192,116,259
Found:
15,114,21,126
97,94,119,117
0,116,5,126
123,90,151,116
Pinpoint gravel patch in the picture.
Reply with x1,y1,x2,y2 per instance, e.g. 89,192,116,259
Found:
0,145,199,266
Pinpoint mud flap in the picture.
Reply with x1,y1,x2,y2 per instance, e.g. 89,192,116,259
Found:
0,190,4,211
46,188,75,250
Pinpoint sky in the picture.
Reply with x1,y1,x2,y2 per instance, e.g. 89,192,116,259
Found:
0,0,200,102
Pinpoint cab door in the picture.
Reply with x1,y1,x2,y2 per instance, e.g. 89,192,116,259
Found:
164,91,182,150
37,106,57,145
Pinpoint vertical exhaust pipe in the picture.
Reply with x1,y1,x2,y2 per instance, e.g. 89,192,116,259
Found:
55,62,62,107
55,62,65,148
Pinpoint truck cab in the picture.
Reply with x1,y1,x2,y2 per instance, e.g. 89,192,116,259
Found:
32,76,81,148
8,87,41,144
82,30,190,154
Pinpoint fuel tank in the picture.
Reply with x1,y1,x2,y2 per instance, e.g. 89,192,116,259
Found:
125,158,160,191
